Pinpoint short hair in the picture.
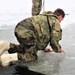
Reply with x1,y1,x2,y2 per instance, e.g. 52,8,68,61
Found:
54,8,65,18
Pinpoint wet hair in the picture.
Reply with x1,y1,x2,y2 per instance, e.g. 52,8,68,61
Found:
54,8,65,18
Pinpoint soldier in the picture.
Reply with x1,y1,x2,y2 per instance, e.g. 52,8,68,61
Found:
32,0,42,16
0,8,65,66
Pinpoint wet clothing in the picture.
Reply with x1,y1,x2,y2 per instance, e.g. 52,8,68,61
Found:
8,11,62,62
32,0,42,16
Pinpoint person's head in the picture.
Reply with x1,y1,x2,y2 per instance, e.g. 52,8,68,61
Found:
54,8,65,22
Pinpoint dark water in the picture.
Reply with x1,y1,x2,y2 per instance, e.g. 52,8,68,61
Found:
0,23,75,75
0,63,45,75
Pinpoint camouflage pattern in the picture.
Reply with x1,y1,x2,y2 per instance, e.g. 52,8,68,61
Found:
47,15,62,52
32,0,42,16
8,11,62,62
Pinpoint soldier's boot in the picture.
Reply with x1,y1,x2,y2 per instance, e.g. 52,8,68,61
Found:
0,53,18,67
0,40,10,56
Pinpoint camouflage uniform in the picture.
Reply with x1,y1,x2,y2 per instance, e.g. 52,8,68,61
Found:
8,11,62,62
32,0,42,16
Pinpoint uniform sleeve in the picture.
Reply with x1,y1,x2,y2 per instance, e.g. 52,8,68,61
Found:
50,20,62,52
32,0,42,16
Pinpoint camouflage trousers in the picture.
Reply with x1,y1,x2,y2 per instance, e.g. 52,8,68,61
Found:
8,24,38,62
8,43,37,62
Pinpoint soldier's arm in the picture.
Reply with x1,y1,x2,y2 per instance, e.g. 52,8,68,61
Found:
32,0,42,16
50,20,62,53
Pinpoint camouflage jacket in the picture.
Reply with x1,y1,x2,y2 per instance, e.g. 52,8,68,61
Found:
16,11,62,52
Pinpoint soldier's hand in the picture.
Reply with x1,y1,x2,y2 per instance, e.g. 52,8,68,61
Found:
45,48,51,52
58,49,65,54
45,47,53,52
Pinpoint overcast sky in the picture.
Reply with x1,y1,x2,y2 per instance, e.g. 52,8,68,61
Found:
0,0,75,14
